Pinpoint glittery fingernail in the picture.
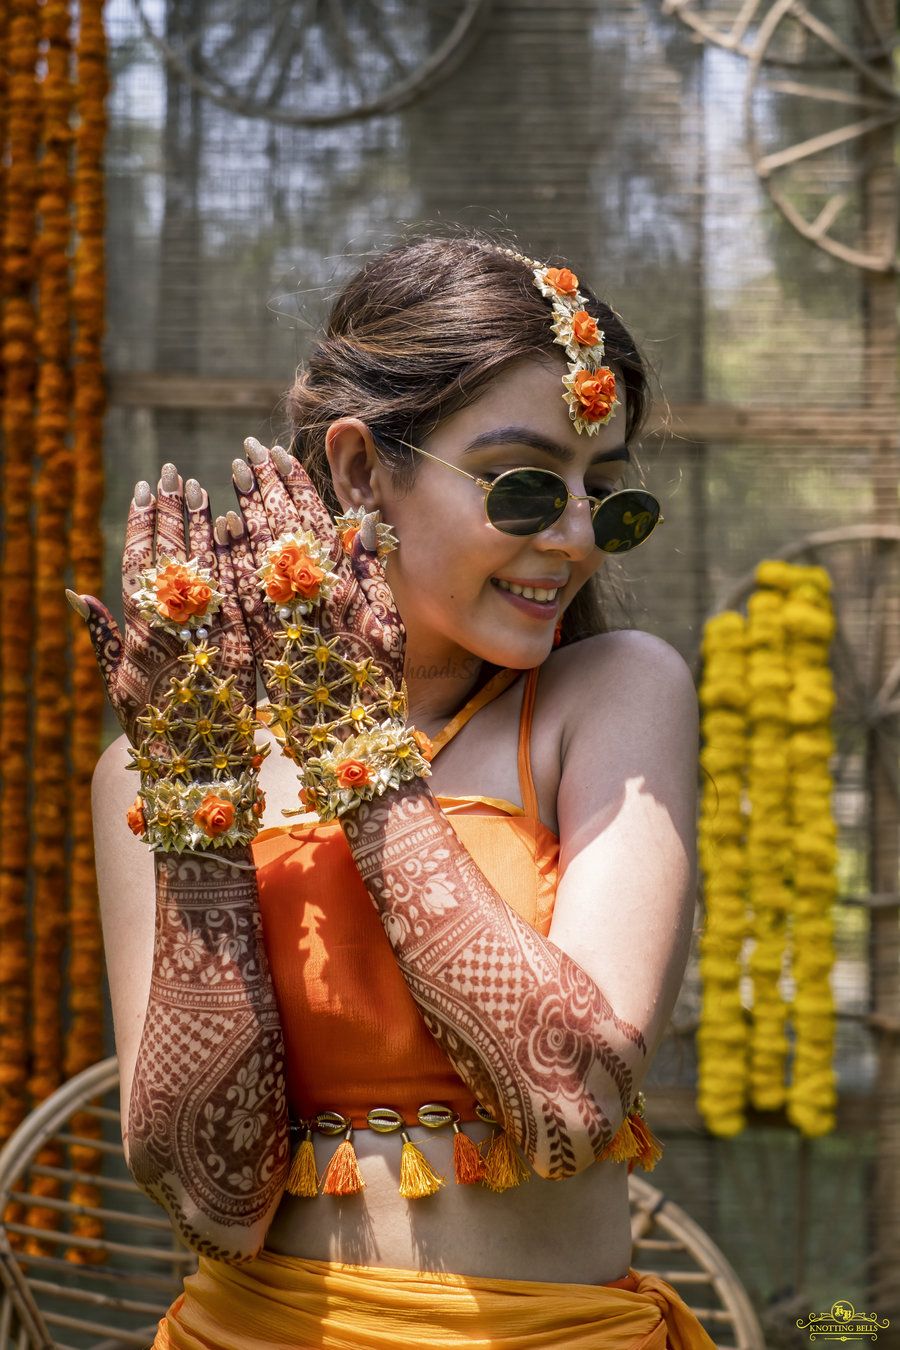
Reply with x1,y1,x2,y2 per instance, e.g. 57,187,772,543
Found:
244,437,267,465
272,446,294,476
232,459,253,491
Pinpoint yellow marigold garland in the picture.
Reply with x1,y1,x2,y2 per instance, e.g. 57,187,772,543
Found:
697,612,751,1136
783,566,837,1136
746,565,794,1112
697,561,839,1137
0,6,40,1261
25,0,74,1255
65,0,109,1260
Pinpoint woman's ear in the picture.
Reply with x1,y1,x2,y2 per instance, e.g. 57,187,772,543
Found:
325,418,383,512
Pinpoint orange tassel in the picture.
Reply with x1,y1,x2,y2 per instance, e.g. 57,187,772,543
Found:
482,1127,531,1192
320,1131,365,1196
628,1111,664,1173
398,1131,445,1198
452,1123,487,1184
599,1112,638,1164
285,1127,319,1198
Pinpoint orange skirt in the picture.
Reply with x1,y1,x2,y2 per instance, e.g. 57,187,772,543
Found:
151,1248,719,1349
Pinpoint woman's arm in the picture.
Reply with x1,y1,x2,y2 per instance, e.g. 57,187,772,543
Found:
92,752,290,1264
341,632,698,1181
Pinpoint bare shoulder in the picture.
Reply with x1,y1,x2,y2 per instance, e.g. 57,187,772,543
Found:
539,629,697,750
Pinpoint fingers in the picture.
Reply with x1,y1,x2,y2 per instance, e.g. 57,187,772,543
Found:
185,479,217,578
267,442,343,566
242,440,300,542
210,514,259,685
348,516,406,664
215,509,273,659
69,591,125,695
123,483,157,621
155,463,187,563
232,443,276,563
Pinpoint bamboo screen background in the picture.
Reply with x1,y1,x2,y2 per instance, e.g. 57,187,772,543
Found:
95,1,898,1342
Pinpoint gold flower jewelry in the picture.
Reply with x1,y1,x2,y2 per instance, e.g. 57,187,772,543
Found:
494,247,620,434
126,557,268,858
254,522,429,822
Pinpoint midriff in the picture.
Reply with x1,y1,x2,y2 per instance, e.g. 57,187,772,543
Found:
262,1119,634,1284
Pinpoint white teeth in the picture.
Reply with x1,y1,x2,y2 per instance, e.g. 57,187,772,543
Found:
496,579,559,602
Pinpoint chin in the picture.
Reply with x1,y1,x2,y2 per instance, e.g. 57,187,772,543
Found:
470,633,554,671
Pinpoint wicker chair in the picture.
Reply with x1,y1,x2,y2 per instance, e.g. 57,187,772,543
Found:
0,1059,765,1349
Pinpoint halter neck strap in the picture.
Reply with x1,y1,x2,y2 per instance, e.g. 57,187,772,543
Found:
428,666,523,760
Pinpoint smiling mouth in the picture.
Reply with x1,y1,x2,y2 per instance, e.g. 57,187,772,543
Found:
492,578,561,603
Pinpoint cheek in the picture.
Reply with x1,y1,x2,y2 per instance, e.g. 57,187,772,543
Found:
386,485,510,594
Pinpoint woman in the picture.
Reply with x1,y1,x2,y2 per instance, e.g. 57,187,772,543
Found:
75,235,714,1348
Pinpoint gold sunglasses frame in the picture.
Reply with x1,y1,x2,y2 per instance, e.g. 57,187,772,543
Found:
392,437,664,550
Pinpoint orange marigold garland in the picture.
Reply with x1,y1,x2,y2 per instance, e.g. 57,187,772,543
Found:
25,0,74,1256
65,0,109,1261
0,1,40,1254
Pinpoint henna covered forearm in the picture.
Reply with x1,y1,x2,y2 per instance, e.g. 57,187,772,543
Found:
127,846,290,1261
342,780,647,1181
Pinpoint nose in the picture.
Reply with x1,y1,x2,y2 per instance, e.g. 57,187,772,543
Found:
533,490,597,560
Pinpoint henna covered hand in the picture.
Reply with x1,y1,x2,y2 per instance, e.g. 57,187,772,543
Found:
222,438,408,772
72,465,257,759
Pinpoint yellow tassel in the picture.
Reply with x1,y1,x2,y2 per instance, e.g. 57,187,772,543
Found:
598,1113,638,1164
398,1131,445,1198
482,1127,530,1193
452,1123,487,1185
285,1127,319,1198
321,1131,366,1196
628,1112,664,1174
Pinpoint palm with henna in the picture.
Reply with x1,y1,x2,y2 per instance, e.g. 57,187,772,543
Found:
225,437,410,794
71,466,258,777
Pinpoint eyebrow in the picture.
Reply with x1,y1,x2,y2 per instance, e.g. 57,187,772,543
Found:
462,427,630,465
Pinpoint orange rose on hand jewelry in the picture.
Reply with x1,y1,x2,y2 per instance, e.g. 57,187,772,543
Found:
125,551,269,857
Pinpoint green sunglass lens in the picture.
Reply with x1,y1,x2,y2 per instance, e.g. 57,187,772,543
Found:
485,470,565,536
593,489,661,553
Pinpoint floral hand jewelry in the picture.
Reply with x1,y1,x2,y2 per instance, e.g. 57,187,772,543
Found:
493,247,619,434
126,554,268,856
227,440,430,823
71,469,267,865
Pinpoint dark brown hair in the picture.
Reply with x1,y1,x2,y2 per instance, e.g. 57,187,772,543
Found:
283,231,652,646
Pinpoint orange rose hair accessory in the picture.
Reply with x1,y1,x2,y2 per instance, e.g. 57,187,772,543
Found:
495,247,620,435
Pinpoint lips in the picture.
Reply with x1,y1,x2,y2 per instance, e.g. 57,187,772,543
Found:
491,578,560,621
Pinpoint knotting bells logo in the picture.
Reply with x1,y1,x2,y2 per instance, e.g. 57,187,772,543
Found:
797,1300,890,1341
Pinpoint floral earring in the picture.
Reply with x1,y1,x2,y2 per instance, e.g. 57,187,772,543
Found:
333,506,399,557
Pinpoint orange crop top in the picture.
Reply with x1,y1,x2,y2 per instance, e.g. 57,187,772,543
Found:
252,664,662,1197
252,665,557,1132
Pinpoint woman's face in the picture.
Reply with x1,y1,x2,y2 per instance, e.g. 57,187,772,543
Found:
328,355,631,675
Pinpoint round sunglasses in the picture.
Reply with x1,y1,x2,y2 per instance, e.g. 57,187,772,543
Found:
393,438,663,554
